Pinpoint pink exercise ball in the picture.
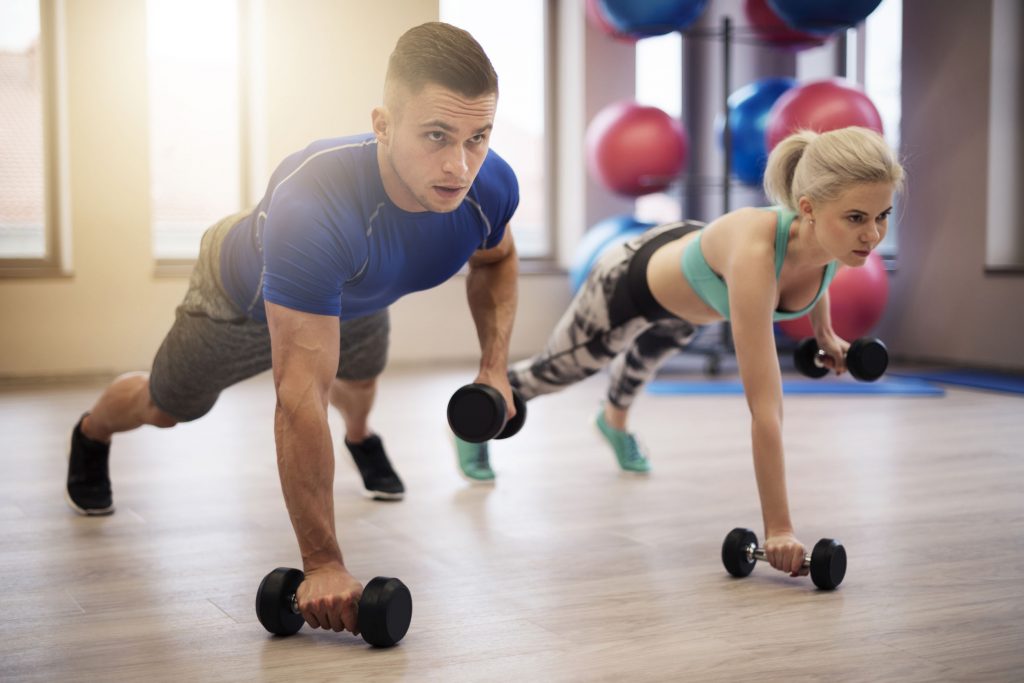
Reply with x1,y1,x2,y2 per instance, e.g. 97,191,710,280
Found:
777,249,889,341
586,101,688,197
765,79,883,151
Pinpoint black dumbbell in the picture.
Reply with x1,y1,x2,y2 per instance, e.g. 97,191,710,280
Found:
255,567,412,647
447,383,527,443
721,528,847,590
794,337,888,382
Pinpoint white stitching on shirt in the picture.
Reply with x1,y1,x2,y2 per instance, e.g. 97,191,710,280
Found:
251,138,377,313
463,196,492,248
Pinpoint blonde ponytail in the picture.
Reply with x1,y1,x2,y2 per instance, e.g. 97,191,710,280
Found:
763,127,904,211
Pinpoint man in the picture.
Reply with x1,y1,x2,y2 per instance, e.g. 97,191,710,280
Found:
65,22,518,633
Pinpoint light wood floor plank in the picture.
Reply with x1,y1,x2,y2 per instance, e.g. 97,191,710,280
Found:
1,366,1022,681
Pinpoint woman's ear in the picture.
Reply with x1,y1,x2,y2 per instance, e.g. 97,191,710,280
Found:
797,196,815,223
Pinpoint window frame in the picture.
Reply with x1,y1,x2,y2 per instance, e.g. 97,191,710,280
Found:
0,0,71,278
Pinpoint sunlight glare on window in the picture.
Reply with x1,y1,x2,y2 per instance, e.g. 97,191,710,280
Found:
635,32,682,225
439,0,548,258
0,0,46,258
147,0,241,259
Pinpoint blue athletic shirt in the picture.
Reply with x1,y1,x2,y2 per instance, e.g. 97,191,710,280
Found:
219,133,519,321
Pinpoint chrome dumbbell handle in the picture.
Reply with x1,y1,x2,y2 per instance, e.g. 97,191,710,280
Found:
747,543,812,568
812,349,829,369
289,594,300,614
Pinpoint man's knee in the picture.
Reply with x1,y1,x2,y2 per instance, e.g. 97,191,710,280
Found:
147,405,180,429
143,372,213,426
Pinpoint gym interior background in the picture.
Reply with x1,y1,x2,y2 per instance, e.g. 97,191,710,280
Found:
1,0,1022,680
1,0,1022,375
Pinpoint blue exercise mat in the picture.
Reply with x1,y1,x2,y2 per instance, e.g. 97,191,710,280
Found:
647,377,945,396
889,370,1024,396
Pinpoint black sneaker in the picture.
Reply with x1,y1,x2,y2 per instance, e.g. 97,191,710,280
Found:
344,434,404,501
66,414,115,515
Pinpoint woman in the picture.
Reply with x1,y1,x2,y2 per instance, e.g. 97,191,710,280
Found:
455,126,904,577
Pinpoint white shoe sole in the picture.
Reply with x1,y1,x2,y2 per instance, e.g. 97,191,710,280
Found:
361,489,405,501
64,488,115,516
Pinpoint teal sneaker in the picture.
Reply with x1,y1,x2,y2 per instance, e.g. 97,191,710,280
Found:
453,435,495,484
595,411,651,474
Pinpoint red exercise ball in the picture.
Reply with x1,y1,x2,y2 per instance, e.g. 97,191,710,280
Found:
777,250,889,341
765,78,883,151
586,101,688,197
743,0,826,51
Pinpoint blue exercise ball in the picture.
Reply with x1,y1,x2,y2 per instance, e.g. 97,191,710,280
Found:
569,216,656,294
766,0,883,35
716,77,796,186
598,0,710,38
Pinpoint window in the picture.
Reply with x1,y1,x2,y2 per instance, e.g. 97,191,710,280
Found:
0,0,47,260
440,0,550,258
634,31,683,225
796,1,902,257
147,0,242,261
861,0,901,154
860,0,902,257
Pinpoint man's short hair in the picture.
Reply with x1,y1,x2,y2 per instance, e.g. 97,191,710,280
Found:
385,22,498,100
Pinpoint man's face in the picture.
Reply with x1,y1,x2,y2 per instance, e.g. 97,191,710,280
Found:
374,82,497,213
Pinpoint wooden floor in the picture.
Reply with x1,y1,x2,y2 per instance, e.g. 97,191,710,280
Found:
1,364,1022,681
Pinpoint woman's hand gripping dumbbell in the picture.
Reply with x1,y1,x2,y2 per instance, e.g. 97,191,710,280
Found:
794,336,889,382
255,567,412,647
447,381,527,443
721,528,847,590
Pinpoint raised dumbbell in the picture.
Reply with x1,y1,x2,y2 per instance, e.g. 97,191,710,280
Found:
721,528,847,590
794,337,888,382
255,567,412,647
447,383,527,443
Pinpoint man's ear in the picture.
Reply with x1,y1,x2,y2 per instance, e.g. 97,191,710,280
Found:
371,106,389,143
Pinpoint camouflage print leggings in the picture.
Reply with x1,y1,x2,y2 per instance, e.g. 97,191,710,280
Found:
509,222,702,409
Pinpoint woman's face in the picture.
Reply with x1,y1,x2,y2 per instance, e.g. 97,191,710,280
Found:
810,182,895,266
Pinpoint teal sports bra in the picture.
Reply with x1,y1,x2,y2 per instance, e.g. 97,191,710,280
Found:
680,206,838,321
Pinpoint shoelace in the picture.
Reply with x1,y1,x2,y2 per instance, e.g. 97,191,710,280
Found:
620,434,647,464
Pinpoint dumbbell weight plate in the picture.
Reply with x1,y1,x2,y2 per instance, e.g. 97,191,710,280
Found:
256,567,306,636
494,389,527,440
809,539,846,590
847,338,888,382
794,338,830,379
447,384,506,443
359,576,413,647
721,528,759,578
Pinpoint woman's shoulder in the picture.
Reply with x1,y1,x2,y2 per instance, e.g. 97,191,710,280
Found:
710,206,778,245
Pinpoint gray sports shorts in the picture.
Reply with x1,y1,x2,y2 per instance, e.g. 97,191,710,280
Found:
149,211,389,422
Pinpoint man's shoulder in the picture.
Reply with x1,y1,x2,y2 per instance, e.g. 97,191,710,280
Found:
470,148,519,201
270,133,379,208
291,133,377,173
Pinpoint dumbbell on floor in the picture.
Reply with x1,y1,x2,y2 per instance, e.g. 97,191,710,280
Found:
447,383,527,443
255,567,412,647
721,528,847,590
794,337,888,382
